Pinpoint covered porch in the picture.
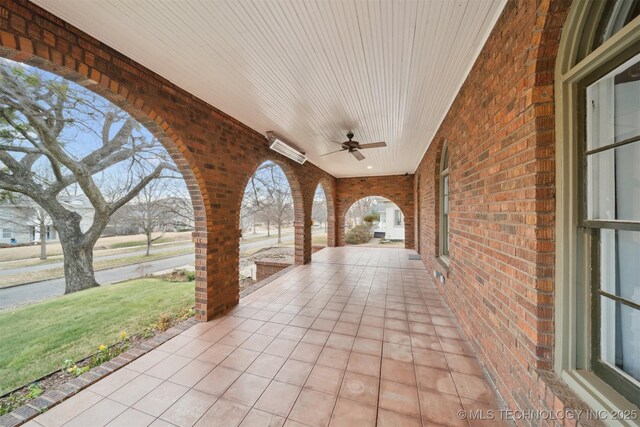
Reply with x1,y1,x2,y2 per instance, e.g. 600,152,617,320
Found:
1,0,639,425
27,247,505,427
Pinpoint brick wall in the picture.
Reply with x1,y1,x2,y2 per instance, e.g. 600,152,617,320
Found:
412,0,592,424
0,0,606,423
0,0,337,321
254,259,293,282
335,175,414,248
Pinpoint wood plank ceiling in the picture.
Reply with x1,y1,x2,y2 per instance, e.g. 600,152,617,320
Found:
34,0,506,178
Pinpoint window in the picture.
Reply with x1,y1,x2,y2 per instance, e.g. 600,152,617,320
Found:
394,210,403,226
2,228,11,239
585,53,640,405
379,211,386,225
46,225,57,240
557,0,640,411
439,142,450,259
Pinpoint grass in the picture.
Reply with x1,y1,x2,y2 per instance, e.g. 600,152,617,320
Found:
108,237,175,249
0,248,194,289
0,240,194,270
240,230,294,244
312,234,328,245
0,232,193,262
0,277,194,395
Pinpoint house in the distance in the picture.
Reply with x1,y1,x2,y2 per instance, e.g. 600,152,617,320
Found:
372,197,404,241
0,195,94,245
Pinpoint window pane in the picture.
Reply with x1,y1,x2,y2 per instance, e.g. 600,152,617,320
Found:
593,0,640,51
600,229,640,306
394,210,402,226
600,296,640,383
587,55,640,150
443,176,449,214
587,141,640,221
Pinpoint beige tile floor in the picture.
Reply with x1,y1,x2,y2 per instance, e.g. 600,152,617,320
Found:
28,247,506,427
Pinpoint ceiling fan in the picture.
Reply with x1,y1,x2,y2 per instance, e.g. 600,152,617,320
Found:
321,132,387,161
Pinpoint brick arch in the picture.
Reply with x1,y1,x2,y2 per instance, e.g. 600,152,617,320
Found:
236,157,306,265
335,175,414,248
0,45,214,317
0,1,338,320
311,177,337,248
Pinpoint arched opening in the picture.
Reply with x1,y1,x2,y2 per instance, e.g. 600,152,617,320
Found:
239,160,296,287
344,196,405,247
311,183,328,253
0,57,199,395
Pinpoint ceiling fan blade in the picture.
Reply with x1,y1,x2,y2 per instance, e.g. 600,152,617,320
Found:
351,150,365,161
320,149,346,157
357,142,387,149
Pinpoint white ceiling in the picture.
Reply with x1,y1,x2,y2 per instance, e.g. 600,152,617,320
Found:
35,0,505,178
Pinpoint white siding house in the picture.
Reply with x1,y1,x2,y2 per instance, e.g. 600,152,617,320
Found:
373,198,404,240
0,196,94,245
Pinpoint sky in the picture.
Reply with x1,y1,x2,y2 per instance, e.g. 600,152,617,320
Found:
0,57,189,202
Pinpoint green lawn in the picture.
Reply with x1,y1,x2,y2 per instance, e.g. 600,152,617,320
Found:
312,233,328,245
108,237,177,249
0,278,194,395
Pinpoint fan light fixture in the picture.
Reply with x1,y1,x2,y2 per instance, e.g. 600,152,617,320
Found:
266,131,307,164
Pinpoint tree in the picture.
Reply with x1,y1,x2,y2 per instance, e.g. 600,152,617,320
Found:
124,177,171,256
346,197,376,228
163,181,194,232
312,186,327,231
240,169,270,236
261,163,293,243
363,212,380,227
239,162,293,242
0,60,178,293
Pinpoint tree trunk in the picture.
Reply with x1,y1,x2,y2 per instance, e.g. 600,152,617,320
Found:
39,218,47,260
146,231,152,256
277,223,282,243
266,220,270,237
55,212,100,294
61,240,99,293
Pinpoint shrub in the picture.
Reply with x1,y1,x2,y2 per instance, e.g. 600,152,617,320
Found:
155,313,173,331
345,224,372,245
362,213,380,226
159,269,195,282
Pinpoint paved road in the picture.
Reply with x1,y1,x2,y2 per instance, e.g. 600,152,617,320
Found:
0,253,196,310
0,242,195,276
0,231,310,310
0,233,297,276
